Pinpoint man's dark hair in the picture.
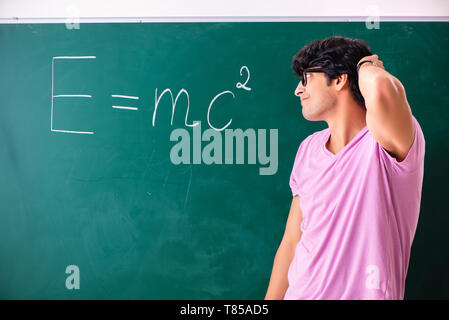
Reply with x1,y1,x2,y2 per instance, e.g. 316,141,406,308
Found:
292,35,372,108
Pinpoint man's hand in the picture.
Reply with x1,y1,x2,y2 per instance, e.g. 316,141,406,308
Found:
358,54,385,70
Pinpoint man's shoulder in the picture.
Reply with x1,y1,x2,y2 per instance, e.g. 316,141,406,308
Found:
298,127,329,150
292,128,329,165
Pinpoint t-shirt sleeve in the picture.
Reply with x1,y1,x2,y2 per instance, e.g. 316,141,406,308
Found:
289,140,305,196
377,115,425,175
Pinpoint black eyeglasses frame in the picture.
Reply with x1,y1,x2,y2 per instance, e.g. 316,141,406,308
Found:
300,68,328,86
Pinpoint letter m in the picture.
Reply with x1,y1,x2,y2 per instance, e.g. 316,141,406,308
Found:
153,88,197,127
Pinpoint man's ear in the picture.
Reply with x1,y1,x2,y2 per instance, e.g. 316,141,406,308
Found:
335,74,348,91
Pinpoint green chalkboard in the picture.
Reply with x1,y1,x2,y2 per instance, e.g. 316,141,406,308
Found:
0,22,448,299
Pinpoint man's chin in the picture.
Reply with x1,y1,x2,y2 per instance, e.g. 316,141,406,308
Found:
302,111,319,121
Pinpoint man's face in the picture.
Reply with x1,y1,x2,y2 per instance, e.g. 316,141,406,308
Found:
294,67,337,121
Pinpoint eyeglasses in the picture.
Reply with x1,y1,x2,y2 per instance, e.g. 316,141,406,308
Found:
299,68,327,87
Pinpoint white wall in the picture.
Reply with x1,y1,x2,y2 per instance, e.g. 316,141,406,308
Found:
0,0,448,21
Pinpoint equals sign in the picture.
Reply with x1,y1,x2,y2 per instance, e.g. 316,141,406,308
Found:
111,95,139,110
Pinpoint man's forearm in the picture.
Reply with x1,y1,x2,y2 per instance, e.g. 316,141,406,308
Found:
357,57,402,105
265,240,297,300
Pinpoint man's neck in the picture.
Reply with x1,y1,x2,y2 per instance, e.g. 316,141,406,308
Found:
325,105,367,155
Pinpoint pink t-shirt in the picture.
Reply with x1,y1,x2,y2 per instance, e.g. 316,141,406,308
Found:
284,116,425,300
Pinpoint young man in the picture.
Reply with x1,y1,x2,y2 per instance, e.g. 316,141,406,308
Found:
265,36,425,300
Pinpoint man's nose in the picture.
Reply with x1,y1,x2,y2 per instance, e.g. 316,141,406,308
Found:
295,82,305,97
